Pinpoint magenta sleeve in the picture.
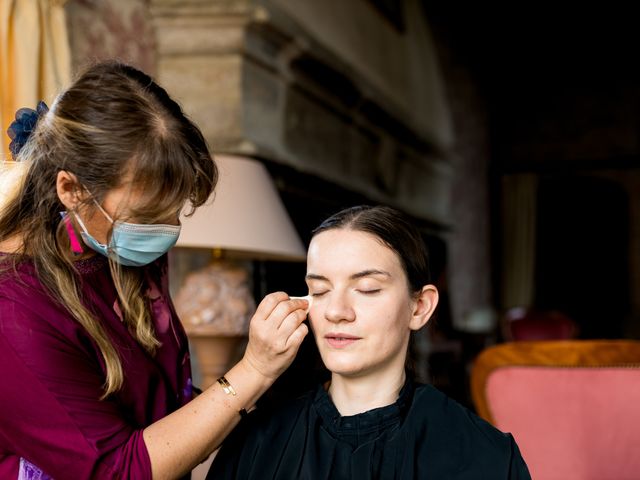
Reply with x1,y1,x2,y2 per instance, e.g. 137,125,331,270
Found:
0,300,152,479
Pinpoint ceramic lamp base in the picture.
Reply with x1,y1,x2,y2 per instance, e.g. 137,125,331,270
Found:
189,335,246,389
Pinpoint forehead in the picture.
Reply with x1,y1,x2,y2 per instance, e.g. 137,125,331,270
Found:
307,229,402,275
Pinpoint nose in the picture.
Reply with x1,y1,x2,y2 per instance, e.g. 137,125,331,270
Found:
324,291,356,324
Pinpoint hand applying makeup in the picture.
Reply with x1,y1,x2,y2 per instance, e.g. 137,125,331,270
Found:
240,293,310,381
289,295,313,314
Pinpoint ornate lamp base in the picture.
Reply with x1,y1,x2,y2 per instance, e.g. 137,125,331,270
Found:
190,334,247,389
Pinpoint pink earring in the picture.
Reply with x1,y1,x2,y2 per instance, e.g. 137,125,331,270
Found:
60,211,84,255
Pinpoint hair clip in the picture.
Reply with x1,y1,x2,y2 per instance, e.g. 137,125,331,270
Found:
6,101,49,160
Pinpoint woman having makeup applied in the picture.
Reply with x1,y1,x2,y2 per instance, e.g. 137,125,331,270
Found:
209,205,531,479
0,60,308,479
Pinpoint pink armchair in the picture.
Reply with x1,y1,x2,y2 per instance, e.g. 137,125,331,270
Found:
471,340,640,480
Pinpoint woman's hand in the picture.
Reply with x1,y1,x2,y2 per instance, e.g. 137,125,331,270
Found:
145,292,308,478
241,292,309,381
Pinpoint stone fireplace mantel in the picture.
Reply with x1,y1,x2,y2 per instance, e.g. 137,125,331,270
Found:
151,0,453,226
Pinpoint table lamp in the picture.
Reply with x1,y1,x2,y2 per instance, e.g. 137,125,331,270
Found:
173,154,306,388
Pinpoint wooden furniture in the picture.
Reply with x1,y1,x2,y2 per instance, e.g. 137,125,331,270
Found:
471,340,640,480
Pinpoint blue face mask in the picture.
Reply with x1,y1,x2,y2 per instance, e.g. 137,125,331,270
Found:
74,199,181,267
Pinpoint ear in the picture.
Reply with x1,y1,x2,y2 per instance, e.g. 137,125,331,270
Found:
56,171,84,210
409,285,439,331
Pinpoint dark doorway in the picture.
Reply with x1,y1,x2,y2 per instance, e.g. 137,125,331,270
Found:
535,175,630,339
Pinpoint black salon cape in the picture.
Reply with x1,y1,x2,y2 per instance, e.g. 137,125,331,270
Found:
207,379,531,479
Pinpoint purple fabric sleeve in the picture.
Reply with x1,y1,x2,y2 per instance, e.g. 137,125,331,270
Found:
0,299,152,479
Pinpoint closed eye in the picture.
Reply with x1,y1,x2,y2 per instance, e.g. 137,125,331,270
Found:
358,289,381,295
310,291,328,297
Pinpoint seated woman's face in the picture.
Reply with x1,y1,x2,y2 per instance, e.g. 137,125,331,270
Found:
305,228,415,379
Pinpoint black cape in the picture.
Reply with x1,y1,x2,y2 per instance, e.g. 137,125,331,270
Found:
208,379,531,479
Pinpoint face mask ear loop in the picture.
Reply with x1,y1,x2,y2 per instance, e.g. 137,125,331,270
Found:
73,208,91,234
73,206,110,251
92,200,115,224
83,186,115,225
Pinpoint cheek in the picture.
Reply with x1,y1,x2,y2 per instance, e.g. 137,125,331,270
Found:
82,210,111,242
375,307,413,342
307,310,320,334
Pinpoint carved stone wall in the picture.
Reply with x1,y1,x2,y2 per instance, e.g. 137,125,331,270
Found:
422,13,495,334
150,0,454,226
66,0,156,74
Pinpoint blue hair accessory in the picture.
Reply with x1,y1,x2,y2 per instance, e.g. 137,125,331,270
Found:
6,101,49,160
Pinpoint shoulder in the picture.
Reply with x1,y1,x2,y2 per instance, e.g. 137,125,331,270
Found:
411,384,519,456
0,260,90,352
414,384,500,427
406,384,531,478
209,389,314,478
2,258,54,303
241,389,313,438
0,255,36,290
218,389,313,452
0,260,53,319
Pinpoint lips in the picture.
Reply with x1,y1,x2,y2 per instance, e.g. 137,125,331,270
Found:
325,333,361,349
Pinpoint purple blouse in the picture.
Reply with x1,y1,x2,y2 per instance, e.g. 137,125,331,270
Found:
0,254,193,479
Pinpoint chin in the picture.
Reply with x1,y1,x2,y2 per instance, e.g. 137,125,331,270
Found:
330,368,366,379
323,358,367,378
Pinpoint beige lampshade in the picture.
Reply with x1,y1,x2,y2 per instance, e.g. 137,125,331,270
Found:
177,154,306,261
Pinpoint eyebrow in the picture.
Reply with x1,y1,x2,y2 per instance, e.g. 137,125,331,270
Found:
305,269,391,281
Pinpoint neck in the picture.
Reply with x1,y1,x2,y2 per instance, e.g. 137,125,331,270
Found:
0,235,23,254
328,368,406,416
0,234,94,261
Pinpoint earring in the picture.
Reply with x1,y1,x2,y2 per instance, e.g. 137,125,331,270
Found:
60,211,83,255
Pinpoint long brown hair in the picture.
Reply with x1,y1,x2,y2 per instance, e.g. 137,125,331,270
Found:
0,61,217,396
